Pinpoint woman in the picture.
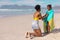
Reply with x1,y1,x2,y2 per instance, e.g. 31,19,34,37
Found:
25,5,42,39
43,5,55,33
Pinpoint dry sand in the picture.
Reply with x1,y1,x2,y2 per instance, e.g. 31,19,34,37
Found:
0,13,60,40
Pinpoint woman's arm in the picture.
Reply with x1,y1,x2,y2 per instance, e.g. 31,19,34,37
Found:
42,11,48,19
38,13,42,19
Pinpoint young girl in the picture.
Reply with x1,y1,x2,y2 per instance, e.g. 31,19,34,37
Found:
43,5,54,33
26,5,42,39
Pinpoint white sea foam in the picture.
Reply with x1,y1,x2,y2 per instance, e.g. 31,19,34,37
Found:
0,9,33,11
0,9,23,11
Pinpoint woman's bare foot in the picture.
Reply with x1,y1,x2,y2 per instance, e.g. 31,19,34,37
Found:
30,34,34,39
25,32,34,39
25,32,29,38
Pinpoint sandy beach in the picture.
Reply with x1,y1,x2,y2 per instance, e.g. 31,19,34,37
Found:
0,13,60,40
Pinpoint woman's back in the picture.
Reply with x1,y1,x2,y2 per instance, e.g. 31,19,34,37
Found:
33,12,42,21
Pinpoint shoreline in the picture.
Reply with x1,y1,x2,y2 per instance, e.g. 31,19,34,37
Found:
0,12,59,18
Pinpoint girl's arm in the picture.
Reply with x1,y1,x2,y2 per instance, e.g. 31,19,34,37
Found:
43,11,48,19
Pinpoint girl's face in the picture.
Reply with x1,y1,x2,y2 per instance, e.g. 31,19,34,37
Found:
47,6,50,10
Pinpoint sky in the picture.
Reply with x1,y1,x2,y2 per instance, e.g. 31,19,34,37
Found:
0,0,60,7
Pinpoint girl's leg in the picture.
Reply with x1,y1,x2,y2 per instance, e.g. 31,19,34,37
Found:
47,22,50,33
46,22,48,33
46,22,50,33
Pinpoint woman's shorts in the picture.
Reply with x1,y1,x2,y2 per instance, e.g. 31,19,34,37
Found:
32,20,39,29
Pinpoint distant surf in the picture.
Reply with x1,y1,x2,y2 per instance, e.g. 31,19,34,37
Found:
0,9,59,18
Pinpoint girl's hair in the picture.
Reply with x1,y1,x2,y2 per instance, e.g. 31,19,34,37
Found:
35,5,41,11
47,4,52,9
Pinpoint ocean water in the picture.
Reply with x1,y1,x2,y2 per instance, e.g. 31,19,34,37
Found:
0,9,59,18
0,9,34,18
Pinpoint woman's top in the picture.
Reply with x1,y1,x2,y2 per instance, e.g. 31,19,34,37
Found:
33,13,41,21
33,17,39,20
